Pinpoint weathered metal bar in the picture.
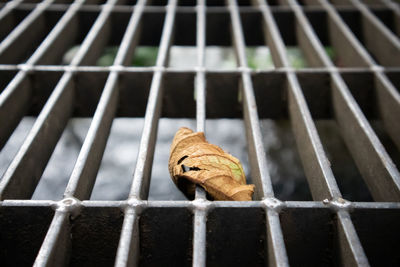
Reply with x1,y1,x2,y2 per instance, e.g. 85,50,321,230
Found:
4,198,400,211
0,73,74,200
0,72,31,150
317,0,400,201
283,1,396,265
33,0,140,266
228,1,289,266
382,0,400,36
0,0,56,64
346,0,400,150
259,1,372,266
129,0,177,200
26,3,81,65
114,2,177,267
349,0,400,67
0,0,25,42
331,74,400,201
0,0,68,149
336,210,370,267
317,0,400,151
114,206,140,266
192,0,207,266
229,0,276,199
33,210,71,267
0,0,112,200
0,0,86,155
65,0,144,200
64,72,118,199
258,0,341,200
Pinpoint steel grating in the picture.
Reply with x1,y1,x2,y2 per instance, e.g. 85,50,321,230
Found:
0,0,400,266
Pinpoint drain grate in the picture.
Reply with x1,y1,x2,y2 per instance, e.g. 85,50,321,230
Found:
0,0,400,266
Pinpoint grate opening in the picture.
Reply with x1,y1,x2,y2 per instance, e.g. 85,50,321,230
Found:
0,206,55,266
0,70,18,94
139,207,193,267
206,208,266,267
91,118,144,200
0,10,65,64
315,120,373,201
70,207,124,266
0,9,31,41
149,119,195,200
59,12,100,65
371,121,400,169
0,118,35,177
262,119,312,201
351,208,400,267
206,118,251,180
32,119,91,200
280,207,337,267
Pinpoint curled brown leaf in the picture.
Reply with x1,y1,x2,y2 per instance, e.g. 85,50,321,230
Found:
168,127,254,201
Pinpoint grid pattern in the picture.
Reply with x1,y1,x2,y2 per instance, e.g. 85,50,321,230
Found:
0,0,400,266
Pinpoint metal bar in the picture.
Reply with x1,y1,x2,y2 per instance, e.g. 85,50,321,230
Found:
0,0,85,165
317,0,400,201
382,0,400,36
258,0,341,201
192,1,207,266
64,72,118,199
0,0,107,199
114,206,140,266
375,71,400,150
0,72,31,150
70,0,118,66
129,0,177,200
259,1,372,266
115,2,176,267
319,0,373,67
331,75,400,201
26,1,83,65
282,1,400,265
316,1,400,151
229,0,276,199
64,0,144,200
3,199,400,210
0,0,25,42
0,73,75,200
0,0,56,64
228,1,289,266
33,1,144,266
346,0,400,150
336,210,370,267
195,0,206,135
33,211,71,267
349,0,400,67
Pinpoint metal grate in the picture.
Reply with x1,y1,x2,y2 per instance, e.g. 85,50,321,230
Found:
0,0,400,266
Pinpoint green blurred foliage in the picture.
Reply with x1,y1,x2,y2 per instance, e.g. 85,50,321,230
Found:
65,45,335,69
96,46,158,66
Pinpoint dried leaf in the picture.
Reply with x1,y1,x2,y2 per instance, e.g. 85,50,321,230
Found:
169,127,254,201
